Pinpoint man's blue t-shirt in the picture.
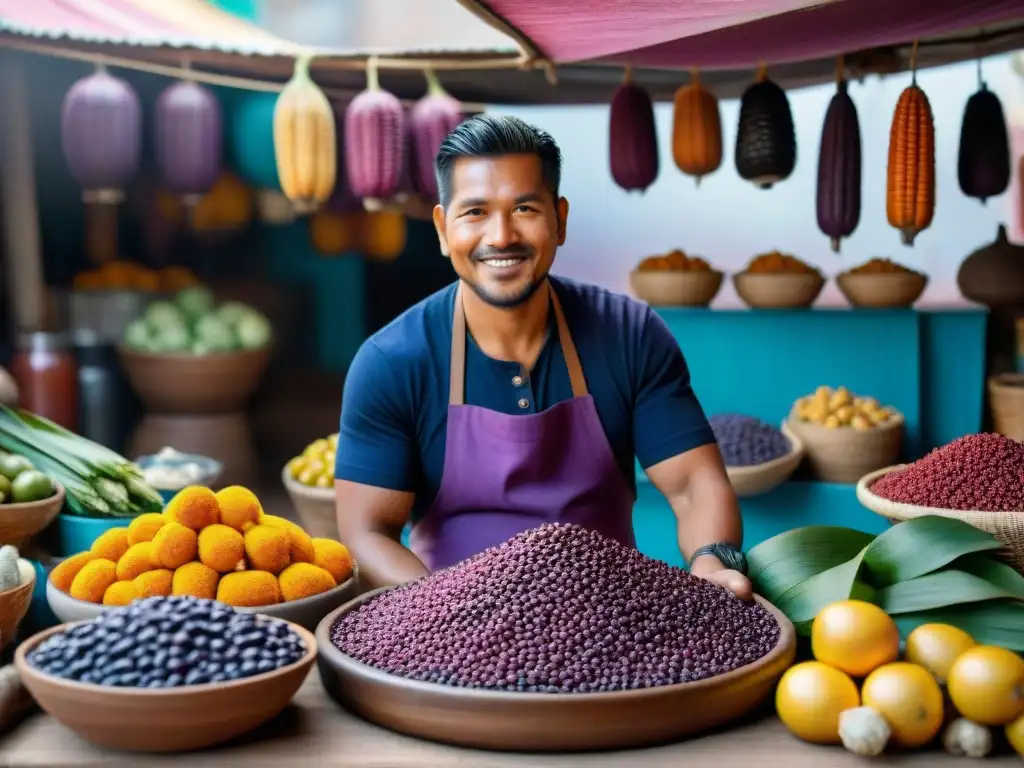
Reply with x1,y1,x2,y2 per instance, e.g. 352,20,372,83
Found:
335,276,715,522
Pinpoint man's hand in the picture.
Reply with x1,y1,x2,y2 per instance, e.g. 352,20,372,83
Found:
698,568,753,601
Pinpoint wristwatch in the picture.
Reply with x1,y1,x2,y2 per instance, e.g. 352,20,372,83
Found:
689,542,748,576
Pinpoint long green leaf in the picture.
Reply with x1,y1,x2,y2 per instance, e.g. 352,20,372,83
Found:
748,526,875,605
893,600,1024,651
777,546,870,633
953,553,1024,599
861,516,1002,586
876,569,1020,614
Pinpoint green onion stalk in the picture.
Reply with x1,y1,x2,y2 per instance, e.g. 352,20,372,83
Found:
0,406,163,518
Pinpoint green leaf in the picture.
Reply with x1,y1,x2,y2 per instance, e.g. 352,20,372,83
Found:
876,569,1020,615
893,600,1024,651
861,516,1003,586
953,553,1024,599
776,546,870,633
748,526,875,605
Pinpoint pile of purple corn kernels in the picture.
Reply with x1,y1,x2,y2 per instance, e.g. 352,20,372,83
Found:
332,523,780,694
709,413,791,467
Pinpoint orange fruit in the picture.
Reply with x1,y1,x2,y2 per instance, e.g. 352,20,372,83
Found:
775,661,860,744
1007,711,1024,757
861,662,944,748
811,600,900,678
904,623,976,684
947,645,1024,726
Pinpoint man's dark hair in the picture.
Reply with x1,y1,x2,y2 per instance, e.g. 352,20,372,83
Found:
434,114,562,206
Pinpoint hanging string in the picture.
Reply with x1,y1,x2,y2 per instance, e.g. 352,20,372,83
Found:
756,62,768,82
623,65,633,83
835,55,845,86
690,67,700,86
977,57,985,88
910,39,919,84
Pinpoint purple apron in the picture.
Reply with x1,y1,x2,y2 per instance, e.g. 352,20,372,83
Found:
409,281,636,571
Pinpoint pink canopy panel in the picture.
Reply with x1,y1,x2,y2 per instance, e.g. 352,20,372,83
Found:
480,0,1024,66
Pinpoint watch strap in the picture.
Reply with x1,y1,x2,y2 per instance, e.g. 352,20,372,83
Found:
689,542,748,576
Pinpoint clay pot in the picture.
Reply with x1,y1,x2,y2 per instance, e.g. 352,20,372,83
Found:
957,225,1024,306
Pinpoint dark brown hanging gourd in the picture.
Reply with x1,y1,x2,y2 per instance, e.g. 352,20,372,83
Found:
957,67,1010,204
609,67,659,193
735,65,796,189
816,61,861,253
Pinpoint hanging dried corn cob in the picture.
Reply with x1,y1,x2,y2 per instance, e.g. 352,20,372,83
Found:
957,58,1010,204
816,56,862,253
735,63,796,189
273,54,337,213
671,69,722,186
609,66,659,193
886,41,935,246
345,56,406,207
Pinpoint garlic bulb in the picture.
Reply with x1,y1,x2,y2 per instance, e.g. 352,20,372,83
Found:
943,718,991,759
839,706,891,757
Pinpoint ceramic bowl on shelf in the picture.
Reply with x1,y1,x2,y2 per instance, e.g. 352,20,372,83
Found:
46,566,359,632
856,465,1024,571
134,449,223,504
785,409,904,484
14,619,316,753
836,271,927,308
315,587,796,752
725,424,805,498
629,270,724,307
55,512,132,558
118,346,270,414
0,482,65,549
732,272,825,309
281,465,338,540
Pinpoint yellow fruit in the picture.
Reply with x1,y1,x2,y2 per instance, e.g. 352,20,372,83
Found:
286,456,307,479
1007,711,1024,757
328,433,338,449
296,467,319,486
776,662,860,744
811,600,900,678
904,624,976,684
861,662,944,748
947,645,1024,726
304,439,329,458
314,473,332,489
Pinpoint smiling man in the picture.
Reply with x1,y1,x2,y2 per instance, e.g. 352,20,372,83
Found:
334,114,750,599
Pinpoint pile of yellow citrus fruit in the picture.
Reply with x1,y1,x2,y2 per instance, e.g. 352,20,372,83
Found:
285,434,337,489
775,599,1024,758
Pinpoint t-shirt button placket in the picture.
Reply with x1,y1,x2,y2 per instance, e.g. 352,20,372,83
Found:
512,375,524,387
517,397,529,409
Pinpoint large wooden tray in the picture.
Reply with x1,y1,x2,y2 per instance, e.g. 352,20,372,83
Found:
315,587,796,752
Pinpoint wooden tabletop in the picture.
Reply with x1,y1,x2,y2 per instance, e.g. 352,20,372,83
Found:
3,671,1019,767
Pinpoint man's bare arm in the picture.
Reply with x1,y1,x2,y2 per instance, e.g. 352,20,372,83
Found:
335,479,428,589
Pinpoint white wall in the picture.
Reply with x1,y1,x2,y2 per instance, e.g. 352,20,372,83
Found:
502,54,1024,308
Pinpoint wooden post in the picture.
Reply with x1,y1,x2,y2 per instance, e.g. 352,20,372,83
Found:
0,51,47,332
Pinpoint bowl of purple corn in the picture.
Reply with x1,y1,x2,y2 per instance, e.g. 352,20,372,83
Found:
709,413,804,497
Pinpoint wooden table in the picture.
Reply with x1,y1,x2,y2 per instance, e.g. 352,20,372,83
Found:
3,671,1018,766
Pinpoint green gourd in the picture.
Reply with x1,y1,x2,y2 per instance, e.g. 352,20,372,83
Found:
0,546,19,592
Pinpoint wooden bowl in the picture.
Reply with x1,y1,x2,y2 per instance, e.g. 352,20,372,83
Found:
118,346,270,414
785,409,904,484
857,466,1024,572
0,564,36,651
47,569,359,632
282,465,338,539
725,424,804,498
732,272,825,309
0,482,65,549
14,619,317,753
315,588,796,752
629,270,724,307
836,271,928,308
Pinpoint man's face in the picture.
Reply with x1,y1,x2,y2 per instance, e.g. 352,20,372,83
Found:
433,154,568,309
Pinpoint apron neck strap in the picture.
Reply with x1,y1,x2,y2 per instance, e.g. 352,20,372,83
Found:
449,281,588,406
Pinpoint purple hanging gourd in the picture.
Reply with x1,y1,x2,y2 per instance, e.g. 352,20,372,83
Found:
61,65,141,203
154,79,223,204
816,64,862,253
957,66,1010,204
345,57,405,203
609,67,659,193
409,69,463,200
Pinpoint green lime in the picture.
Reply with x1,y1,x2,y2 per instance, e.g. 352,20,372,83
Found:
10,470,54,503
0,454,33,481
0,474,10,501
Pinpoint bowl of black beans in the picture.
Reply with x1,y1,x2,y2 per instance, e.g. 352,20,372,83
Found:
14,595,317,753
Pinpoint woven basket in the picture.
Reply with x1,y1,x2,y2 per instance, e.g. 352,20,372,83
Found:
857,465,1024,572
281,466,337,539
0,566,35,651
785,410,904,484
0,482,65,549
726,423,805,498
732,272,825,309
836,272,928,308
629,270,724,307
988,374,1024,442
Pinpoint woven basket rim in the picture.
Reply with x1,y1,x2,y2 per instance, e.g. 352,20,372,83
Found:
785,406,905,436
